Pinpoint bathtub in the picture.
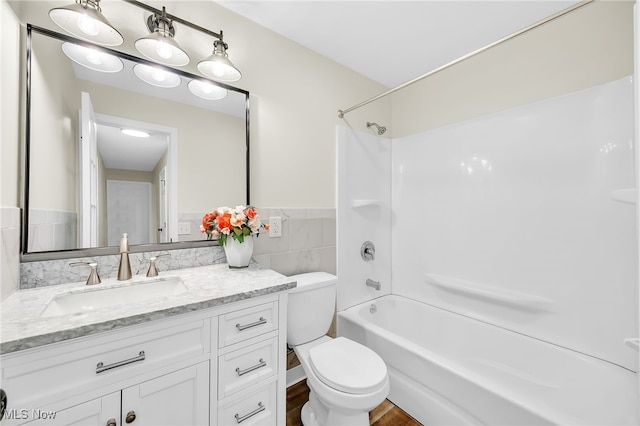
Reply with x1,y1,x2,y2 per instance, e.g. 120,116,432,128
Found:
338,295,638,425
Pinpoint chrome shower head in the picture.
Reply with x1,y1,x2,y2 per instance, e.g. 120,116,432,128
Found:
366,122,387,135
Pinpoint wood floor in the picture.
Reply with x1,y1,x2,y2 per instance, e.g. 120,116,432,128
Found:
286,379,421,426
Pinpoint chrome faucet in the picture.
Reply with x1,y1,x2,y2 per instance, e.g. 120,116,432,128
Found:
147,253,170,277
70,261,101,285
366,279,381,290
117,233,132,281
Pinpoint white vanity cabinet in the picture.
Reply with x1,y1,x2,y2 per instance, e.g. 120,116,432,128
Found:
0,292,288,426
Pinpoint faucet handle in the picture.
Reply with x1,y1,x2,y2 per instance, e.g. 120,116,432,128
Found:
70,262,101,285
146,253,170,277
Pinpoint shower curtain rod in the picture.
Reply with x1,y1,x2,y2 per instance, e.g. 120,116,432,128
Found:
337,0,595,119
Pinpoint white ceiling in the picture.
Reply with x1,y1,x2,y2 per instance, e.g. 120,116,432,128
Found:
217,0,581,88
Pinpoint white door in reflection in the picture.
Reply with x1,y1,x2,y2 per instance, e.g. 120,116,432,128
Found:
79,92,99,248
106,180,152,246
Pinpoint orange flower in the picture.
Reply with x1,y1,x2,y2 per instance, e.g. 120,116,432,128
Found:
244,207,258,220
264,223,270,231
216,212,232,232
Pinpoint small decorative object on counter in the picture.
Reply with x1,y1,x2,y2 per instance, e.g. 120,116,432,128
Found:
201,206,269,268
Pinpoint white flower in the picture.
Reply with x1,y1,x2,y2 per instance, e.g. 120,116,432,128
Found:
235,206,246,214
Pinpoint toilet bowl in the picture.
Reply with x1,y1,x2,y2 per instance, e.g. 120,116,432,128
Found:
287,272,389,426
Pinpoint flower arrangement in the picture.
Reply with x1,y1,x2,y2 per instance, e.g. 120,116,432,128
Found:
201,206,269,246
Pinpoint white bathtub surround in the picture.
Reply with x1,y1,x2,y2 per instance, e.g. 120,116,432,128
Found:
20,246,226,288
337,77,637,423
251,208,336,276
1,207,20,301
336,127,391,311
339,295,638,425
392,77,637,372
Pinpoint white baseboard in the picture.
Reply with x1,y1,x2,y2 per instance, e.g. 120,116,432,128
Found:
286,365,306,387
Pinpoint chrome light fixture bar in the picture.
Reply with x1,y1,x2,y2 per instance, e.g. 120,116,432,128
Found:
124,0,242,81
134,6,189,66
49,0,123,46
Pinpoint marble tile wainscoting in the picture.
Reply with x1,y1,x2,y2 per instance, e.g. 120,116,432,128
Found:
1,207,21,301
251,208,336,277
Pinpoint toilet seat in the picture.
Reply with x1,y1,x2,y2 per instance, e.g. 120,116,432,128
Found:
308,337,387,394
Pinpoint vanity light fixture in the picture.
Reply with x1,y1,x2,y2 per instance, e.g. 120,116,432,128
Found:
133,63,181,88
197,38,242,82
49,0,123,46
121,129,150,138
188,79,228,100
61,42,123,73
134,6,190,67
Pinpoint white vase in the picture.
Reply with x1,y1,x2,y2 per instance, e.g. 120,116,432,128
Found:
223,236,254,268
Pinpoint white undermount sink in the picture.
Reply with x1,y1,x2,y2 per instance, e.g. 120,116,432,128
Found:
40,277,188,317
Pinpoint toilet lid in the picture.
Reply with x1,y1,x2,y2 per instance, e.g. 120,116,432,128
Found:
308,337,387,394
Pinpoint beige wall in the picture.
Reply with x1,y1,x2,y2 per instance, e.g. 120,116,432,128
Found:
29,33,80,212
391,1,634,137
1,0,21,208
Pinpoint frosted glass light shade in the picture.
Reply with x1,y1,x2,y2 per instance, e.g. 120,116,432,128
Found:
197,54,241,82
188,79,228,100
135,32,190,67
61,42,123,73
133,63,181,88
49,3,123,46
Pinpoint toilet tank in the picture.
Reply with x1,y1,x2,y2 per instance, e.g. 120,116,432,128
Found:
287,272,337,346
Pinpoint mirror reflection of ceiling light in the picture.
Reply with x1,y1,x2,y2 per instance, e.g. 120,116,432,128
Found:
49,0,123,46
121,129,150,138
197,40,242,82
61,42,123,73
187,79,228,100
134,7,189,67
133,63,181,88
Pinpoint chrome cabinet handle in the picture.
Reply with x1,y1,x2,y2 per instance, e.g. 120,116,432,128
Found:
236,317,266,331
106,418,117,426
125,411,136,424
96,351,146,374
235,402,265,424
236,359,266,376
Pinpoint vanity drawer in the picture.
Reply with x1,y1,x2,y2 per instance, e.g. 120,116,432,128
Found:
218,336,278,399
218,302,278,348
1,318,209,408
217,380,277,426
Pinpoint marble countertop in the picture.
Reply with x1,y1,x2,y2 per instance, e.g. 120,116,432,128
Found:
0,262,296,354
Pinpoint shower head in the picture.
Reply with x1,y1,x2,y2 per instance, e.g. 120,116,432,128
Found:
366,122,387,135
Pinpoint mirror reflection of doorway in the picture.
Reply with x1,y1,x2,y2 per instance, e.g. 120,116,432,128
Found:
79,93,178,247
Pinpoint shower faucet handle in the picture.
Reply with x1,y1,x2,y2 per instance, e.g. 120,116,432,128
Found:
361,241,375,261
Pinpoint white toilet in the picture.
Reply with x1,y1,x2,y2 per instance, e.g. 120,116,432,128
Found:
287,272,389,426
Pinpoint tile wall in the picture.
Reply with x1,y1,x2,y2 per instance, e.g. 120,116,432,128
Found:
1,207,20,301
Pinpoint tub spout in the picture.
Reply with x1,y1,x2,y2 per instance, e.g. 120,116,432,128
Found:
366,279,381,290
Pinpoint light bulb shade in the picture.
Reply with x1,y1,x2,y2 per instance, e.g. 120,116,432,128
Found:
62,42,123,73
49,2,123,46
135,30,189,66
197,54,242,82
188,79,228,100
133,63,181,88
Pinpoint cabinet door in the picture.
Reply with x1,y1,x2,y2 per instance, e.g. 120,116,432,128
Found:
121,362,209,426
18,392,119,426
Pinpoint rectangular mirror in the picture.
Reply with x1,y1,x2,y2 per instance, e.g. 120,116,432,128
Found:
24,25,250,256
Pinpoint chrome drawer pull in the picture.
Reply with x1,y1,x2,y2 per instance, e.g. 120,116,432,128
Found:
236,358,266,376
236,317,266,331
96,351,146,374
235,402,264,424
